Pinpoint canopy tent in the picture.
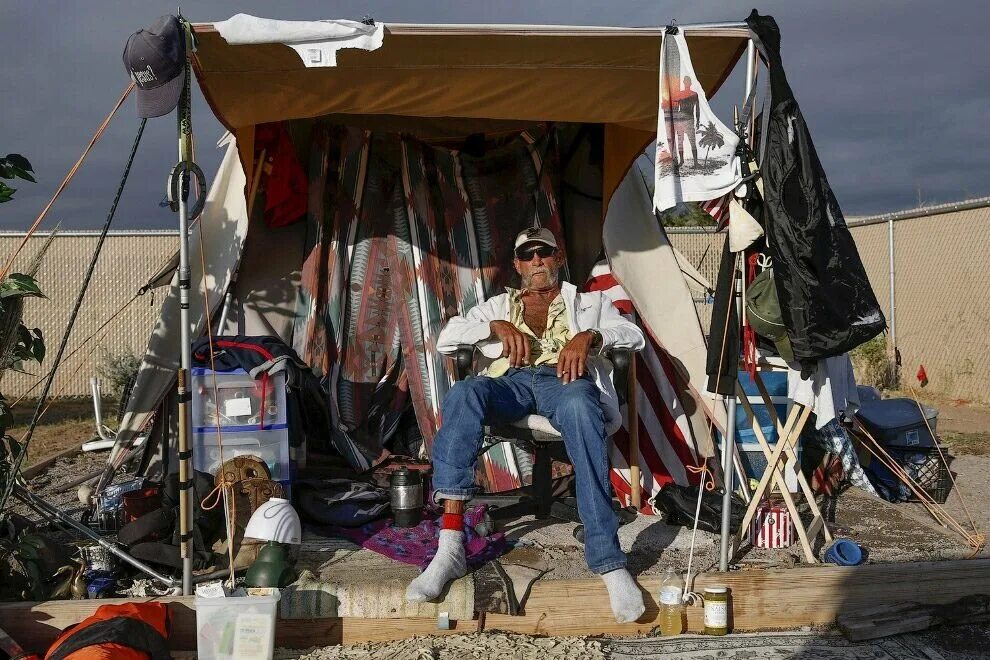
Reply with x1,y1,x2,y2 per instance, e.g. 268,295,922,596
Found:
107,18,749,491
192,22,748,210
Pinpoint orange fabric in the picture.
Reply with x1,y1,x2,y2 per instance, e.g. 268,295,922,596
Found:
44,602,169,660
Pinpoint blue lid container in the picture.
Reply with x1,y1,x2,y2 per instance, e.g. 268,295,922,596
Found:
855,398,938,448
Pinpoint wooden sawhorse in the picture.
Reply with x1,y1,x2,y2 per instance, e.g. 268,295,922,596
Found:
734,369,832,563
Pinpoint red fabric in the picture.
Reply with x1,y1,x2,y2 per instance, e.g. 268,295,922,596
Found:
254,122,308,228
700,194,730,230
742,252,760,379
584,259,702,515
440,512,465,531
917,364,929,387
44,602,169,660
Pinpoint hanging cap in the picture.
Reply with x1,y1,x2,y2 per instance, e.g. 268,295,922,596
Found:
513,227,558,251
745,269,794,363
122,15,186,118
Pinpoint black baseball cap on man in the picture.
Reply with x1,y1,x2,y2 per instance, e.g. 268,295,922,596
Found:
122,15,186,118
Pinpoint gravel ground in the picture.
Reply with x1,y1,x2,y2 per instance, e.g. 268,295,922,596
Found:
276,632,606,660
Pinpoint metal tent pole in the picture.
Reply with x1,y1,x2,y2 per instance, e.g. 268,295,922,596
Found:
719,37,756,573
888,218,896,375
176,21,195,596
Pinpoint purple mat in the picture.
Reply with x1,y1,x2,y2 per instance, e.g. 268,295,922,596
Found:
329,504,507,569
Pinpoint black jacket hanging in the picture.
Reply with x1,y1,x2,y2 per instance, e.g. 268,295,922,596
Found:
746,11,885,365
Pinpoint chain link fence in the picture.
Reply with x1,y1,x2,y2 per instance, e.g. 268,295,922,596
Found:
0,231,173,400
849,199,990,403
670,198,990,405
5,203,989,406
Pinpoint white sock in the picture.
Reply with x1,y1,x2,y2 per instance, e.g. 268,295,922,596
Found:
405,529,467,603
601,568,646,623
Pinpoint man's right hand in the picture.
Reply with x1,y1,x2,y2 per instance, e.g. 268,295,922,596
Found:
490,320,530,367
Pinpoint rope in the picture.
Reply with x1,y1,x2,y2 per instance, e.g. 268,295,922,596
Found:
194,199,238,588
682,464,716,606
0,118,147,514
852,420,984,550
0,84,134,281
907,388,982,539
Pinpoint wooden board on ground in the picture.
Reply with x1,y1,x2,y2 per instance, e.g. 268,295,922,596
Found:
21,447,81,480
1,559,988,651
837,602,936,641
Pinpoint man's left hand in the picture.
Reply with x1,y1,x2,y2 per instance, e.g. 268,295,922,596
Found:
557,331,595,384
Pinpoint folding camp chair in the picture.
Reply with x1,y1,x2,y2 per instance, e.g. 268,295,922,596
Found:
454,346,631,524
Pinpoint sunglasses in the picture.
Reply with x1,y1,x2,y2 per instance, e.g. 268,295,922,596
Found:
515,245,557,260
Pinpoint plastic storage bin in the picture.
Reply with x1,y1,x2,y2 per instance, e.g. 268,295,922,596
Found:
855,398,938,448
193,428,292,482
192,368,287,431
196,592,280,660
736,371,788,448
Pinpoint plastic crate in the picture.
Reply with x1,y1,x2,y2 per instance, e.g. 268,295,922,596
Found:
193,428,292,482
855,398,938,448
196,592,280,660
865,445,953,504
192,368,287,432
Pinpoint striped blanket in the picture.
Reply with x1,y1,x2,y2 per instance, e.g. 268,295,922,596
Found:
584,256,701,513
294,124,563,490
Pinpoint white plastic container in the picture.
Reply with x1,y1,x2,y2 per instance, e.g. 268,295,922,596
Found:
196,592,280,660
193,428,292,481
192,368,287,431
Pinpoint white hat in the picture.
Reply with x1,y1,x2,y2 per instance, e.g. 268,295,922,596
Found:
514,227,558,251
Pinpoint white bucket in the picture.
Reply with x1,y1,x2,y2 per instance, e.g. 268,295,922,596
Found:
195,592,280,660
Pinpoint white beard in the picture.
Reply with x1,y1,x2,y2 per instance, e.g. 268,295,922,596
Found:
522,268,559,290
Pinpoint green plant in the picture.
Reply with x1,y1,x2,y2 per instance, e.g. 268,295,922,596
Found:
96,349,142,398
0,152,47,502
851,334,898,390
0,154,35,204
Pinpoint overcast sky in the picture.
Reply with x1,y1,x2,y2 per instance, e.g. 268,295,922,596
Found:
2,1,989,230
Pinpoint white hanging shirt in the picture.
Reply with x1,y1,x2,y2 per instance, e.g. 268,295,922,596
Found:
214,14,384,68
653,30,741,213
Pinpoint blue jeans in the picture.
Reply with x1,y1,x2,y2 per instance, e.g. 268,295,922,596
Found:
431,366,625,575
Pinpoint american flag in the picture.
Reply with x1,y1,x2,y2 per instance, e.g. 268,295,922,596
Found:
700,193,731,230
584,256,701,514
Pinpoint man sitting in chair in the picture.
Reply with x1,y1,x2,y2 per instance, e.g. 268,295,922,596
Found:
405,227,647,623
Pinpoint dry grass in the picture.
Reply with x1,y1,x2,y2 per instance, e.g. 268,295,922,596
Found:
941,431,990,456
7,397,117,463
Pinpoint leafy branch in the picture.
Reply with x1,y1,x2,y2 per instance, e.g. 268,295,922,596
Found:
0,154,35,205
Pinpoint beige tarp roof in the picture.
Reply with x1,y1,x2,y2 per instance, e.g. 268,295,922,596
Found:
190,22,748,204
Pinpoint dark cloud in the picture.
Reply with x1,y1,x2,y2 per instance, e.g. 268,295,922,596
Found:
1,0,988,229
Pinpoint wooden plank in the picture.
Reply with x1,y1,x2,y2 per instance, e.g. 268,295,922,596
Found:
0,596,465,653
21,446,81,480
838,602,936,641
2,559,989,651
485,559,990,637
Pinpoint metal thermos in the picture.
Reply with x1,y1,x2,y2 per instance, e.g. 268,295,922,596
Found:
390,467,423,528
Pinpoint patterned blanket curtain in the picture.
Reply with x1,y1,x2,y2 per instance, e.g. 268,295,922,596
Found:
294,123,564,490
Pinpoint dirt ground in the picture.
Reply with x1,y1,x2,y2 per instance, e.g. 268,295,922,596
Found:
7,397,117,463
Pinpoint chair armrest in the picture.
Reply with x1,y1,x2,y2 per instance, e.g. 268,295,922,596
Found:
608,348,631,406
455,346,474,381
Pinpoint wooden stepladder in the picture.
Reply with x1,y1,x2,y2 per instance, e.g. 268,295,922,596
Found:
735,368,832,563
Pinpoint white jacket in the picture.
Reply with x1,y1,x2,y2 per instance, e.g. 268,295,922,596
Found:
436,281,645,434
